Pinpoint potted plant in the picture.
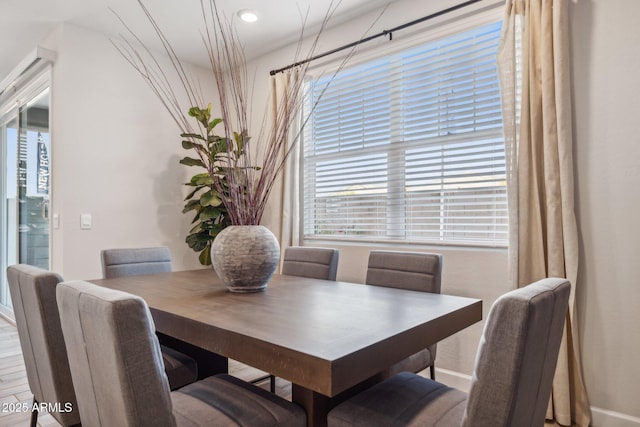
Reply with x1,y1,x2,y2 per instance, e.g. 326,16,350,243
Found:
178,104,281,291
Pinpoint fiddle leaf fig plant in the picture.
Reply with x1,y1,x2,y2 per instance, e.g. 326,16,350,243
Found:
179,106,232,265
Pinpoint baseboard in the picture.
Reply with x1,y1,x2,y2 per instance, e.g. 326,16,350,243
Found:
591,407,640,427
435,370,640,427
433,367,472,392
0,306,15,324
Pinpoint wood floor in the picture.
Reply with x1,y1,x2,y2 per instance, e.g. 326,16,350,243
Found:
0,315,290,427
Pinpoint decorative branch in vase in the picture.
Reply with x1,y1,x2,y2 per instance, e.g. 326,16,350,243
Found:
112,0,376,290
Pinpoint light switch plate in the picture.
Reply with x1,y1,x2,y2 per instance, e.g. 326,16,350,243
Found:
80,213,92,230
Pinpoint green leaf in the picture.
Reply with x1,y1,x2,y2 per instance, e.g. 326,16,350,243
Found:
208,118,223,131
187,240,208,252
186,231,211,252
182,199,201,214
181,140,205,151
180,132,205,140
198,206,222,221
208,223,226,236
233,131,242,149
199,245,212,265
189,173,205,184
184,186,202,201
179,157,205,167
187,106,210,126
215,138,229,153
198,178,214,187
200,191,222,207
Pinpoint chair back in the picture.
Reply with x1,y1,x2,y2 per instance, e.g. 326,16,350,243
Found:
101,246,172,279
366,251,442,293
462,278,571,427
6,264,80,426
57,280,176,427
282,247,339,280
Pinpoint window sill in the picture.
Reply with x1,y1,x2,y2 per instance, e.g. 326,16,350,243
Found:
302,236,508,252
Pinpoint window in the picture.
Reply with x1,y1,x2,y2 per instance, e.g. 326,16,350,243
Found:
302,21,507,246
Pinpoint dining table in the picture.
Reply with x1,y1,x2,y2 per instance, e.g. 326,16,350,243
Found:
89,269,482,427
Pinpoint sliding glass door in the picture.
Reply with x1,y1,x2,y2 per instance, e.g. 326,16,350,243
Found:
0,81,51,316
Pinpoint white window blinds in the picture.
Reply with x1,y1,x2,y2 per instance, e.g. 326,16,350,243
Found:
303,21,507,246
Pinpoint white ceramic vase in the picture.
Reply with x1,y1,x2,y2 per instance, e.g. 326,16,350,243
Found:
211,225,280,292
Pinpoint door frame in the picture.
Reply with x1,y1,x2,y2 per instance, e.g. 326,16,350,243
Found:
0,67,52,319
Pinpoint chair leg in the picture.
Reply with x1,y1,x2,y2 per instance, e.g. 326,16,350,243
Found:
430,364,436,380
30,397,38,427
251,373,277,393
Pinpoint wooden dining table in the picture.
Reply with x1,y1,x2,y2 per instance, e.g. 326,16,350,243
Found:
89,269,482,426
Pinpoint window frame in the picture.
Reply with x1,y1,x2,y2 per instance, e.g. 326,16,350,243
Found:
300,6,507,249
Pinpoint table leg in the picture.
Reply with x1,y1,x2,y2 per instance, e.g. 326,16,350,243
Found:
156,332,228,379
291,372,391,427
291,384,331,427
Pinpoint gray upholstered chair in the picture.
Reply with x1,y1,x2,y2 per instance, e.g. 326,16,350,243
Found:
6,264,81,427
282,246,339,281
328,278,571,427
101,246,172,279
56,280,306,427
100,246,198,390
366,250,442,379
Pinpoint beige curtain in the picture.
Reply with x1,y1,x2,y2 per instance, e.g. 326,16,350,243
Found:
271,70,302,258
497,0,591,425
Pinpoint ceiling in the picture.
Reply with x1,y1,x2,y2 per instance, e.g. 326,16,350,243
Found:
0,0,392,84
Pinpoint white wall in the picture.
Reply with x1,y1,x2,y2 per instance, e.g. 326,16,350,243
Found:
571,0,640,425
43,23,214,280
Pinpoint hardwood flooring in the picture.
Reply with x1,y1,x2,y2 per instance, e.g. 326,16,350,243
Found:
0,316,53,427
0,315,290,427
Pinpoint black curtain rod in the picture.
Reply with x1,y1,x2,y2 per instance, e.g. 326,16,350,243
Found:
269,0,485,76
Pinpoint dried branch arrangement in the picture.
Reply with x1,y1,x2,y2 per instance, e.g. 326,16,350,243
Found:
112,0,368,227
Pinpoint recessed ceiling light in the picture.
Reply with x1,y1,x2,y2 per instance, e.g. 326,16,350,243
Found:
237,9,259,23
